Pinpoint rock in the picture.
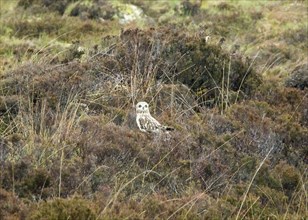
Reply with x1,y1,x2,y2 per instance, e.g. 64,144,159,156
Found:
112,3,147,24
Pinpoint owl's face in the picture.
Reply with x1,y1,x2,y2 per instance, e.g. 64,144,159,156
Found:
136,101,150,114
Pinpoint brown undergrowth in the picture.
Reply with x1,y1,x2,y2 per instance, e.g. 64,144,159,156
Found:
0,1,307,219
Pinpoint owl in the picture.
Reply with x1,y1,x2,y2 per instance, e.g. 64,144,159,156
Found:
136,101,174,133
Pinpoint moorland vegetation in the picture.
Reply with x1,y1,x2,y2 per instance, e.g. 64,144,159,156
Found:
0,0,307,219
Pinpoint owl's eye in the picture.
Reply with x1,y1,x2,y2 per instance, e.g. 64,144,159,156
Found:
145,105,148,108
138,105,142,108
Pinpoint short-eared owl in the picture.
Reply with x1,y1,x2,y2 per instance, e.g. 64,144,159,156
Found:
136,101,174,133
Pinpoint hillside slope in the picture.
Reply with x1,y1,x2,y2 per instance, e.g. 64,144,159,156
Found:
0,0,307,219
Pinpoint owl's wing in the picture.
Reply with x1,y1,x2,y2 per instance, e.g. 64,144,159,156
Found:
138,115,161,133
148,115,174,132
148,115,162,127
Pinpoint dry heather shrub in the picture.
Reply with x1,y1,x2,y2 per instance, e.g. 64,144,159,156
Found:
0,96,19,129
92,27,260,107
205,111,238,135
8,14,63,38
227,103,279,154
0,26,261,119
27,198,97,220
253,83,308,161
76,118,195,193
215,2,236,11
226,93,308,163
0,2,307,219
1,158,30,192
285,63,308,90
0,188,25,220
192,141,236,191
97,193,206,220
272,161,300,195
11,43,37,62
181,0,202,16
1,154,53,200
69,1,116,20
282,25,308,47
2,61,93,110
254,80,307,116
18,0,73,15
77,119,146,161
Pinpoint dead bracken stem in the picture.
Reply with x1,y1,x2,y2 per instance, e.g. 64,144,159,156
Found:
58,147,64,198
221,60,225,115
